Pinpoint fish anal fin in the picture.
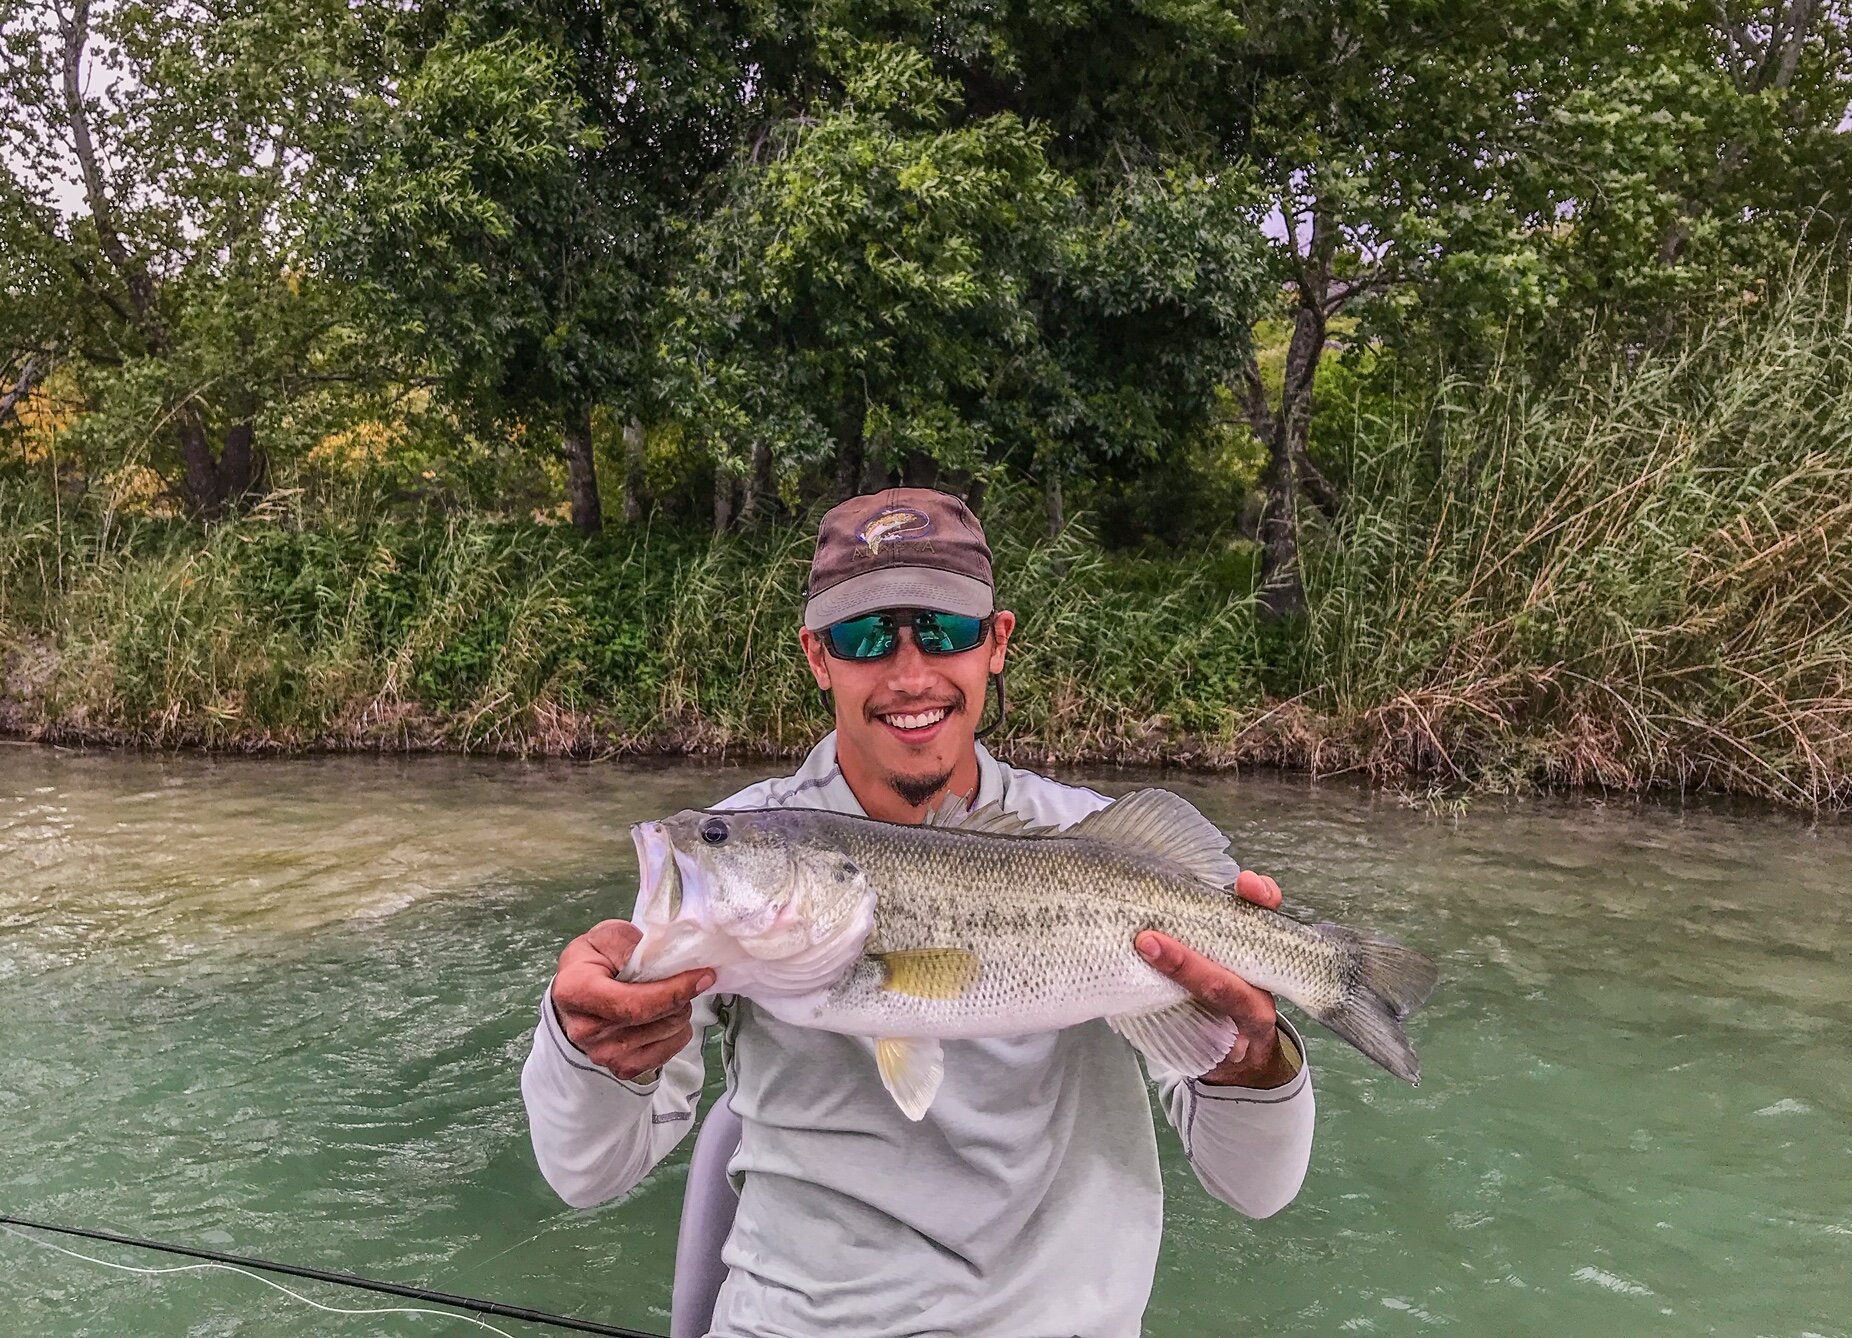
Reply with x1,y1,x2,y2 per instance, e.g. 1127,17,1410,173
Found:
878,947,981,999
874,1036,944,1120
1109,998,1240,1076
1069,790,1242,890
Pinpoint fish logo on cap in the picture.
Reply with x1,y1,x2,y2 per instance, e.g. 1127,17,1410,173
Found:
856,506,933,556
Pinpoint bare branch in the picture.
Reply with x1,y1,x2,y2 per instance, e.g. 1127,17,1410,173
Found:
0,352,52,427
56,0,164,346
1768,0,1820,93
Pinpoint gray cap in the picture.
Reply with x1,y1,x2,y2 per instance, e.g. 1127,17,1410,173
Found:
803,488,994,630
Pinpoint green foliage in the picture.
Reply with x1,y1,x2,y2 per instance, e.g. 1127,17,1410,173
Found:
662,37,1265,494
0,0,366,508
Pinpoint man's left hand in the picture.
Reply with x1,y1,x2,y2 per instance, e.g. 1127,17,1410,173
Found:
1134,869,1299,1090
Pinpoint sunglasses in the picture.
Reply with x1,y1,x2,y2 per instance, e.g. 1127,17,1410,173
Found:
822,610,992,661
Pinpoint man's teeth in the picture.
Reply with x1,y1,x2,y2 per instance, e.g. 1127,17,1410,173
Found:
882,707,949,731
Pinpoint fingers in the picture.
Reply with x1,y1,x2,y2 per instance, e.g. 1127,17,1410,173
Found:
1135,930,1278,1038
548,921,714,1079
564,919,642,973
576,1018,696,1079
1233,869,1283,910
555,957,714,1025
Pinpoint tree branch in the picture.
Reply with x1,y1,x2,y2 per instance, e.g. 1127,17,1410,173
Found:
0,352,51,427
56,0,164,347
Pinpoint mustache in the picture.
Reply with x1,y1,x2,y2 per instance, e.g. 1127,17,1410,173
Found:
865,688,967,722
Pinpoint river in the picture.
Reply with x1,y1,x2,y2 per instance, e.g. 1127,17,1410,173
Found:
1,746,1847,1336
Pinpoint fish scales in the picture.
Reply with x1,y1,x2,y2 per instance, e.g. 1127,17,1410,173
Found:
623,788,1439,1118
826,819,1343,1037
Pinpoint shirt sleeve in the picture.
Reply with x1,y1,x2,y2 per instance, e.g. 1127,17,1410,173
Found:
519,982,716,1209
1156,1016,1315,1219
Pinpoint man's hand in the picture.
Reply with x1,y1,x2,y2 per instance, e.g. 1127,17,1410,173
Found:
551,920,714,1081
1135,869,1299,1090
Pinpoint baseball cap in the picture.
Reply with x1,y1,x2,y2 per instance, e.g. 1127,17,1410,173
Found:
803,488,994,630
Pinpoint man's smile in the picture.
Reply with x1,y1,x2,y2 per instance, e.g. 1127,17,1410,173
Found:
873,702,957,741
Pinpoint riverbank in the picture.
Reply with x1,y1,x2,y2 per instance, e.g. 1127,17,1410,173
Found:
6,281,1850,809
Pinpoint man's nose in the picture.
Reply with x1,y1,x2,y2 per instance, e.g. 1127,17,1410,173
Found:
884,630,939,686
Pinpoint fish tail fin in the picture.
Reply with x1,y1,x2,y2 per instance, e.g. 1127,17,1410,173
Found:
1310,924,1439,1085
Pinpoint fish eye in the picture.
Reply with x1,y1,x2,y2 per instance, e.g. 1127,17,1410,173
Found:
700,817,729,845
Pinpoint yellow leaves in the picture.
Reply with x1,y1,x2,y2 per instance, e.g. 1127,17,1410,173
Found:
307,419,404,471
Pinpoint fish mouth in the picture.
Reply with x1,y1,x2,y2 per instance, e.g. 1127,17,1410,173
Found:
631,821,693,925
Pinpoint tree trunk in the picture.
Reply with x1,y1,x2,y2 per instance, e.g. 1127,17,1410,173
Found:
738,437,774,528
1255,421,1304,620
178,413,225,519
1251,205,1337,623
713,467,735,534
1255,307,1325,621
1044,471,1065,540
220,418,261,503
218,384,263,506
562,401,603,535
620,418,647,525
859,453,891,494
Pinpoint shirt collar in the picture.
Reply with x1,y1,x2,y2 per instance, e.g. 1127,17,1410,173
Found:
805,730,1007,818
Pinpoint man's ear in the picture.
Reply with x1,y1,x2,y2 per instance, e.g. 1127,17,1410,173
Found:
799,626,833,690
988,610,1016,675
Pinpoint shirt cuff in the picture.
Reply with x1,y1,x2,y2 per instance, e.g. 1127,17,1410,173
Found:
1190,1016,1311,1103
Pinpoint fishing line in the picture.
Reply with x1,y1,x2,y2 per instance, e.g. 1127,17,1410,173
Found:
0,1225,522,1336
0,1214,661,1338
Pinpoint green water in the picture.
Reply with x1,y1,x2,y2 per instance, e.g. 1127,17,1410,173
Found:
1,747,1847,1337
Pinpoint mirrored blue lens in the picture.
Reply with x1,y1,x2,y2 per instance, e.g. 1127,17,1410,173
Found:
914,612,986,653
826,614,897,659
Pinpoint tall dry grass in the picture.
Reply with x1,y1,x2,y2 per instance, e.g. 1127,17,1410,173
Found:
1300,270,1852,807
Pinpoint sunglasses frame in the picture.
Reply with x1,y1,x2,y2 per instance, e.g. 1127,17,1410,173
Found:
820,609,995,662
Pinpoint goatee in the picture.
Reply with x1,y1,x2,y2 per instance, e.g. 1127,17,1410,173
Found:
888,767,955,809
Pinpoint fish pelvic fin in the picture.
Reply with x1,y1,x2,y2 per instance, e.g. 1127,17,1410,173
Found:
875,1036,944,1121
877,947,981,999
1310,924,1440,1085
1109,998,1240,1076
1068,789,1242,890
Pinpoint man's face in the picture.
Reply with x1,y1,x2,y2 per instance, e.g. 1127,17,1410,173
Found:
800,609,1016,807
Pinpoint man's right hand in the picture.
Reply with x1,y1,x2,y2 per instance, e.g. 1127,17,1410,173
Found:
551,920,715,1081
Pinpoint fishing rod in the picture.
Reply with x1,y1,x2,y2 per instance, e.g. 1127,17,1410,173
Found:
0,1212,664,1338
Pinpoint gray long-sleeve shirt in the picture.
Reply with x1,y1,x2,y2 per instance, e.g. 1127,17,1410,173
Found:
522,735,1316,1336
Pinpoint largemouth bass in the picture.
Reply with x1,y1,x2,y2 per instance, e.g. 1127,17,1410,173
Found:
621,788,1438,1119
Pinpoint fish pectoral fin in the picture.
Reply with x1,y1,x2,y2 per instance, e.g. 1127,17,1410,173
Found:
877,947,981,999
874,1037,944,1121
1109,999,1240,1077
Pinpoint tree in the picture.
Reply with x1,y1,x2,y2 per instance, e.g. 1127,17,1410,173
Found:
1220,0,1851,618
662,35,1264,529
0,0,361,515
345,0,788,534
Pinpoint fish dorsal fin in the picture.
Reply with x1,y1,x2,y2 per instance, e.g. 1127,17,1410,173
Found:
1067,789,1241,889
922,794,1053,837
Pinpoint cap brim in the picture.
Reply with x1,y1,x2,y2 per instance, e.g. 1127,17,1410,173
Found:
804,568,994,629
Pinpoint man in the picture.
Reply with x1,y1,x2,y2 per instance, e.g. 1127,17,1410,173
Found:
522,488,1314,1337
